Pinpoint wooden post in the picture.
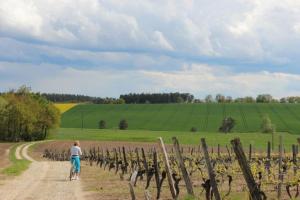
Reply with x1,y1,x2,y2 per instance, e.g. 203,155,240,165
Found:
122,146,128,173
158,137,177,199
278,135,283,199
135,148,142,171
292,144,297,175
272,130,275,150
200,138,221,200
141,148,148,172
114,148,119,174
292,145,296,163
231,138,262,200
249,144,252,161
266,141,271,174
153,150,161,199
217,144,220,158
129,182,136,200
226,145,231,160
172,137,194,196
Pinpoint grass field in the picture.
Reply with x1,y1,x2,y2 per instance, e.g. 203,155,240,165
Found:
61,103,300,134
49,128,299,150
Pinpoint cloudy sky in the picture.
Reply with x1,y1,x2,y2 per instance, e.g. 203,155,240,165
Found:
1,0,300,98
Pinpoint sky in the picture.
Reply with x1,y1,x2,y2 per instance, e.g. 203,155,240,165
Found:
1,0,300,98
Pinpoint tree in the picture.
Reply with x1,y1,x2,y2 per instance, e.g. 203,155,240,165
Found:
219,117,235,133
280,98,287,103
119,119,128,130
256,94,273,103
176,96,184,103
99,120,106,129
205,95,214,103
0,87,60,142
244,96,255,103
225,96,233,103
215,94,225,103
261,115,275,133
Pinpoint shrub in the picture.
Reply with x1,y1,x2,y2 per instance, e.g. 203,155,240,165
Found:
190,127,198,132
219,117,235,133
119,119,128,130
261,115,275,133
99,120,106,129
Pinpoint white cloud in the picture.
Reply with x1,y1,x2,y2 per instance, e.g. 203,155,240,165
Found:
141,64,300,98
0,0,300,97
152,31,174,51
1,0,300,63
1,62,299,98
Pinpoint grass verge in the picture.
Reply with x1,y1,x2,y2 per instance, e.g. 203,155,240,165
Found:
2,144,31,176
49,128,300,150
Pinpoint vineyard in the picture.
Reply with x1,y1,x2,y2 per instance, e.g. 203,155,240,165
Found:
42,137,300,200
61,103,300,134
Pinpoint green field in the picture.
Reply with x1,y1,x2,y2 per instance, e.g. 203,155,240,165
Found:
61,103,300,134
50,128,299,150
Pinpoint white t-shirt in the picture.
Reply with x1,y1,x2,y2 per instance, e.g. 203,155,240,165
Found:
71,146,82,156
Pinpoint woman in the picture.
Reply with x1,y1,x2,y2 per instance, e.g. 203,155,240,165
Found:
70,141,82,180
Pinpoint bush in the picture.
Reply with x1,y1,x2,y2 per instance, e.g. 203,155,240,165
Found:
219,117,235,133
261,115,275,133
190,127,198,132
99,120,106,129
119,119,128,130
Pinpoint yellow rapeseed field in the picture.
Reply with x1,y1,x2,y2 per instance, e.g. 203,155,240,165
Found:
54,103,78,113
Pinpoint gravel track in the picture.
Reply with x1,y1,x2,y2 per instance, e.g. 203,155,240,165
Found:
0,143,85,200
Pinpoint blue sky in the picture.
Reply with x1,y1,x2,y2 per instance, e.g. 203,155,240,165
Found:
0,0,300,98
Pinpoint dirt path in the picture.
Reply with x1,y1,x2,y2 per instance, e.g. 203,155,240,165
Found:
15,143,26,160
0,143,85,200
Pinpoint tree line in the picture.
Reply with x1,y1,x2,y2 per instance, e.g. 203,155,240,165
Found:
201,94,300,103
120,93,194,104
28,92,300,104
0,87,60,142
41,93,125,104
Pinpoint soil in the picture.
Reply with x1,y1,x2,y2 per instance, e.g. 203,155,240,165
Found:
0,143,14,169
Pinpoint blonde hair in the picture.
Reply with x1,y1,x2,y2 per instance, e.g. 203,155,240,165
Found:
74,141,80,146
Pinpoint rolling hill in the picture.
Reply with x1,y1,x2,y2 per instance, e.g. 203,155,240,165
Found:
60,103,300,134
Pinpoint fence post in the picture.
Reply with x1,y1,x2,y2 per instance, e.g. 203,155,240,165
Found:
129,182,136,200
122,146,128,173
201,138,221,200
266,141,271,174
158,137,177,199
172,137,194,196
231,138,262,200
249,144,252,161
292,144,298,175
226,145,231,160
153,150,161,199
278,135,283,199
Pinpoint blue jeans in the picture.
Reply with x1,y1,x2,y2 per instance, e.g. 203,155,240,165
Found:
71,156,80,173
